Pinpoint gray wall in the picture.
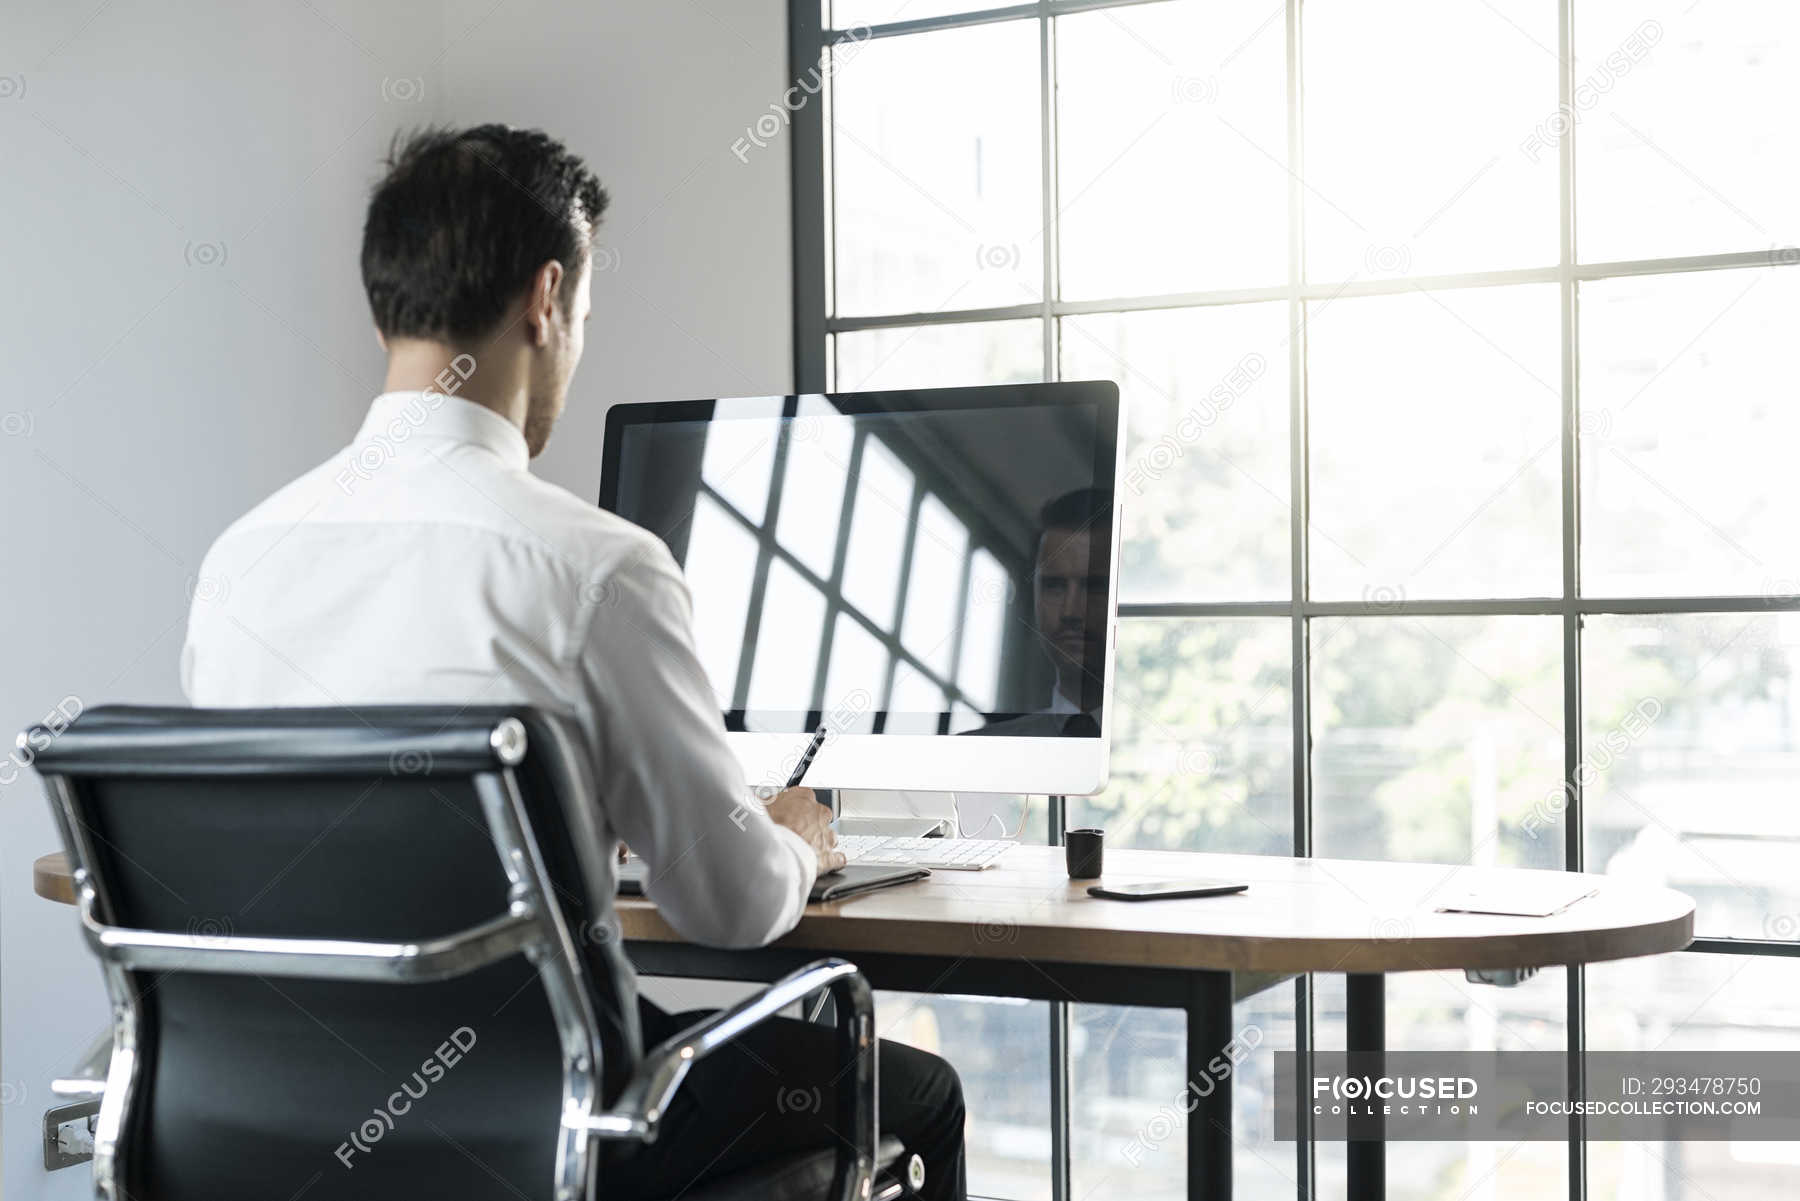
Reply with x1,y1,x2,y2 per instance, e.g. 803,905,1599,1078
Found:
0,1,791,1192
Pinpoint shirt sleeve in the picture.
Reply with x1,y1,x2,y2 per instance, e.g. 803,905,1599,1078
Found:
577,538,816,948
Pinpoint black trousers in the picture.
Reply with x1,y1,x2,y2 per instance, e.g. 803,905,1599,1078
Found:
602,998,968,1201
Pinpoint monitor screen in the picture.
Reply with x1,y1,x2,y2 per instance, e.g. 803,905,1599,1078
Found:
601,383,1120,744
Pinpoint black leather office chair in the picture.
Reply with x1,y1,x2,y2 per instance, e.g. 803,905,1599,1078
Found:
27,705,921,1201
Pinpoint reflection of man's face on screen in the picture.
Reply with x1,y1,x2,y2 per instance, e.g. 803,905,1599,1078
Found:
1035,524,1108,710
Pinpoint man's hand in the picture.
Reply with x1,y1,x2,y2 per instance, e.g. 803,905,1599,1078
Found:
765,786,846,875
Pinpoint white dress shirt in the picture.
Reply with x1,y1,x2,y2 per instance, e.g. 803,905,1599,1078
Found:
182,390,816,948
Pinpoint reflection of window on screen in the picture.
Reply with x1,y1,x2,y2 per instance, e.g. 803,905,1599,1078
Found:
957,548,1009,712
774,399,853,578
887,660,947,735
747,557,825,715
824,613,886,733
698,405,775,522
901,494,969,676
840,437,912,627
949,701,985,735
683,495,757,710
630,405,1061,734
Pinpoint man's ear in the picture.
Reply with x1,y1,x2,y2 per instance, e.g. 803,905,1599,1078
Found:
374,326,388,352
526,259,566,349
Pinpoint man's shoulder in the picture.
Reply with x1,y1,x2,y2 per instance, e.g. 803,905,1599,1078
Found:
201,457,345,561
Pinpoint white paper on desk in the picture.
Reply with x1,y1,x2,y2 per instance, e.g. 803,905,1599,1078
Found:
1435,876,1599,918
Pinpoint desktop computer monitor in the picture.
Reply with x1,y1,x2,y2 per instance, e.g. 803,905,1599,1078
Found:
599,381,1122,796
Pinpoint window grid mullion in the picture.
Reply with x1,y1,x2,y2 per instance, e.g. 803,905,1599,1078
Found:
1039,10,1076,1201
827,247,1798,336
1040,4,1060,387
1558,1,1590,1194
1284,0,1316,1197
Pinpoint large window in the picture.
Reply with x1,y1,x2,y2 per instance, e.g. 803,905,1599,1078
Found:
797,2,1800,1198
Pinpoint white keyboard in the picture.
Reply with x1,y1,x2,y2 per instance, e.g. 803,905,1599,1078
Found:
837,834,1014,871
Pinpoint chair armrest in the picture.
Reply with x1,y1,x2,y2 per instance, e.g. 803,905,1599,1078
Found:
572,958,877,1201
77,882,539,984
51,1030,112,1100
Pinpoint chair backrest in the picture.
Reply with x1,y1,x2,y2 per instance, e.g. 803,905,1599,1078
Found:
27,704,640,1201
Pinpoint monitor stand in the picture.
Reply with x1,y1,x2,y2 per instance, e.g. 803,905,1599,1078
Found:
834,789,1028,841
834,788,959,831
834,815,951,838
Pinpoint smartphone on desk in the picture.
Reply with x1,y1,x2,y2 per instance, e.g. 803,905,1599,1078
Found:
1087,879,1248,901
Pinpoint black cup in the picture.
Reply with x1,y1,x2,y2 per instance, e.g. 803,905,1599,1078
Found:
1065,828,1104,879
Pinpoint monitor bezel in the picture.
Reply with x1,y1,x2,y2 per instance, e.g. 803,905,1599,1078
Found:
599,380,1124,797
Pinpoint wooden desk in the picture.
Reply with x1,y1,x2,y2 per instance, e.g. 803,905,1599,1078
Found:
621,846,1691,1201
35,852,76,906
35,846,1695,1201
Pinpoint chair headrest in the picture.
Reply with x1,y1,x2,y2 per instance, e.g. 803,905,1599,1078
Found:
23,704,535,778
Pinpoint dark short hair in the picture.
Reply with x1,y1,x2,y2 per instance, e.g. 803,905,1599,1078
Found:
360,125,609,344
1038,488,1114,537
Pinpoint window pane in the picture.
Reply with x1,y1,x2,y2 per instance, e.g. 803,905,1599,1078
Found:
1312,616,1563,868
879,994,1052,1200
1304,0,1559,281
1056,0,1287,299
775,395,856,578
1315,969,1569,1200
1577,1,1800,263
1062,305,1289,604
684,496,759,709
1070,618,1291,856
834,319,1043,391
1584,613,1800,941
747,558,826,717
901,494,970,675
841,436,914,627
1071,986,1298,1201
1308,285,1561,600
1588,953,1800,1200
1580,268,1800,596
832,22,1041,316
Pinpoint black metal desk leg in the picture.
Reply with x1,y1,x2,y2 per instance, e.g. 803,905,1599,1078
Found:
1346,973,1386,1201
1187,970,1234,1201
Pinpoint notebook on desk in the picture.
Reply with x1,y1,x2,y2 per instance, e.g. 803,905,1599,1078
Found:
1435,874,1599,918
616,860,930,903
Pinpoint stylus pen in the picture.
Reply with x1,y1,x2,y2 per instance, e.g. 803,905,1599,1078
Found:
786,726,828,789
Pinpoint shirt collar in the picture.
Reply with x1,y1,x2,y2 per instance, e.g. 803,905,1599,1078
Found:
356,391,530,471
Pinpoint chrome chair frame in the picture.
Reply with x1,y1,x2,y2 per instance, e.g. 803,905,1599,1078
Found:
30,712,884,1201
